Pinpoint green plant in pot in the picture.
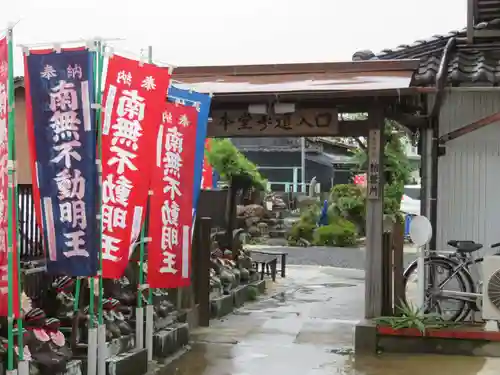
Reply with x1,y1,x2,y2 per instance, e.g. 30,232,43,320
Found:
375,301,458,334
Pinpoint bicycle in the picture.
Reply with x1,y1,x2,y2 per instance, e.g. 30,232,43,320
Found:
403,240,500,322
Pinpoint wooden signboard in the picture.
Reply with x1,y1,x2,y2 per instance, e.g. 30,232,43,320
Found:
367,129,381,200
208,108,339,137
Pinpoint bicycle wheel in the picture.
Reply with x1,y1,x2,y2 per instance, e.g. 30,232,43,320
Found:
403,256,473,321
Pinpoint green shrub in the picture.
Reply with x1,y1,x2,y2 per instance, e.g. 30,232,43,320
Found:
330,184,364,203
329,184,366,235
288,221,316,245
287,204,322,245
300,204,321,224
350,121,414,219
312,217,358,247
206,138,267,190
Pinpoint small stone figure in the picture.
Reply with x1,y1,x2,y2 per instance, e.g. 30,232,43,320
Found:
51,276,76,326
103,298,132,336
23,308,72,374
209,269,223,299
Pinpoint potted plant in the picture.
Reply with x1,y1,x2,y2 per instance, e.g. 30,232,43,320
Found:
375,301,458,336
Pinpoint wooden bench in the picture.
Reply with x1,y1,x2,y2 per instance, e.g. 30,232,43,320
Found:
250,249,288,278
251,253,278,282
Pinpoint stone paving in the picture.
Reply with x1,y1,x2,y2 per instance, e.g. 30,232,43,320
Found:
159,266,500,375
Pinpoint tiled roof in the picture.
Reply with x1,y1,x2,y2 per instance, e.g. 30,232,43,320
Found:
382,40,500,86
359,18,500,86
476,0,500,24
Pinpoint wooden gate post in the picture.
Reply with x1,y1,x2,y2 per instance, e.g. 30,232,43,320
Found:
198,217,212,327
364,108,385,319
392,219,405,315
381,230,393,316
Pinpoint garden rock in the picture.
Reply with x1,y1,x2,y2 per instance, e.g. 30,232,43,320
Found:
295,196,318,209
248,225,261,237
241,204,266,218
265,218,279,226
236,205,246,216
245,216,260,228
283,217,299,229
257,222,268,233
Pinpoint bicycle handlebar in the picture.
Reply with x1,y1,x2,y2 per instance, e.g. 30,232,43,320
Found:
492,242,500,248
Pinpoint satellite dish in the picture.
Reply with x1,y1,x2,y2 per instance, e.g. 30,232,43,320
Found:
409,215,433,247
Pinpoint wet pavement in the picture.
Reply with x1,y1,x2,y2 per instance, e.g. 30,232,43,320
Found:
160,266,500,375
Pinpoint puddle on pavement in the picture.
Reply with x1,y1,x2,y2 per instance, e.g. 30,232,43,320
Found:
233,285,360,316
161,266,498,375
159,343,499,375
232,311,252,316
328,347,354,355
340,354,493,375
310,283,356,289
272,292,287,302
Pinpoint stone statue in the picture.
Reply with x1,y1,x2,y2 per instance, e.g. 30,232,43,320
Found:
309,176,317,197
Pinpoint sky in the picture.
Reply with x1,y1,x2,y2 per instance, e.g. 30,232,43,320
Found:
2,0,467,76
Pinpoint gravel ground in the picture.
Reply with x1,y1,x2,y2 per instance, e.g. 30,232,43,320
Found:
248,245,418,270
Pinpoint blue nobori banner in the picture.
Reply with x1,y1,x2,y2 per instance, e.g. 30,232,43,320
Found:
24,47,98,276
167,86,212,218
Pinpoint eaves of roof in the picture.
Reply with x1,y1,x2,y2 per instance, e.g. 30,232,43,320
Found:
368,19,500,86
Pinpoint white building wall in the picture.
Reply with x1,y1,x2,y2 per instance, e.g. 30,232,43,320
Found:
402,138,421,184
434,90,500,252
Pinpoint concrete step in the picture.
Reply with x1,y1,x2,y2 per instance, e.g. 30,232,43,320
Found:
269,229,287,238
153,322,190,359
106,348,148,375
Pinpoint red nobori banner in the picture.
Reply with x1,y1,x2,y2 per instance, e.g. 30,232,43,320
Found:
147,102,198,288
201,139,213,189
0,37,19,317
100,55,171,279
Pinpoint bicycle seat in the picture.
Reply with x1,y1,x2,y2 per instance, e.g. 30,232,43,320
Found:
447,240,483,253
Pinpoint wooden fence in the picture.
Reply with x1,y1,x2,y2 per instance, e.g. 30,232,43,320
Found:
18,184,44,261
